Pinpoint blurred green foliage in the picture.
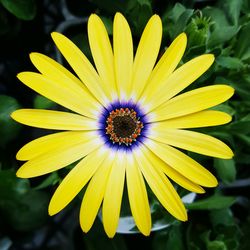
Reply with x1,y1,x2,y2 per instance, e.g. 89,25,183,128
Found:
0,0,36,20
0,0,250,249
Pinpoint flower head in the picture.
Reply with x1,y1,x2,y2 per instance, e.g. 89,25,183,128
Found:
11,13,234,237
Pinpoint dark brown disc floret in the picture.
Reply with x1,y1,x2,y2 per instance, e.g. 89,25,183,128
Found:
105,108,144,146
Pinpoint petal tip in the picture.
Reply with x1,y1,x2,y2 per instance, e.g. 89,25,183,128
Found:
48,204,58,216
105,230,116,239
209,177,218,187
80,222,91,234
88,13,99,22
16,152,24,161
10,110,17,120
29,52,36,58
152,14,162,24
114,12,123,19
207,54,215,64
141,230,151,236
16,72,24,80
198,188,206,194
51,32,63,42
179,32,187,40
16,168,26,178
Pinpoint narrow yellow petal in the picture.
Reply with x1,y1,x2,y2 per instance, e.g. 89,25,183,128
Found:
16,131,101,178
146,139,218,187
17,72,101,119
143,146,205,194
30,52,88,91
134,147,187,221
11,109,97,130
17,131,85,161
149,127,234,159
152,110,232,128
113,13,133,99
144,54,215,111
152,85,234,122
80,150,116,233
126,153,151,236
102,150,126,238
141,33,187,100
49,148,108,215
132,15,162,100
51,32,108,105
88,14,116,99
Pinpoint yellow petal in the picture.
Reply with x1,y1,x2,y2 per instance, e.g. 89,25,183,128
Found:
51,32,108,106
102,150,126,238
145,54,215,111
126,153,151,236
17,131,84,161
88,14,116,99
11,109,97,130
113,13,133,99
152,85,234,122
149,127,233,159
80,150,116,233
16,131,101,178
134,146,187,221
141,33,187,100
17,72,101,119
49,148,108,215
143,146,205,193
152,110,232,128
146,139,218,187
30,52,88,91
132,15,162,100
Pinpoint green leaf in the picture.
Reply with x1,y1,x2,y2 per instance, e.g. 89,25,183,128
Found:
185,194,236,210
33,172,60,190
203,7,239,47
208,25,239,48
33,95,55,109
229,115,250,132
210,104,235,116
218,0,243,26
214,224,242,250
235,22,250,60
209,208,235,227
216,56,244,70
0,95,21,146
0,170,30,199
242,0,250,14
214,159,236,184
207,240,227,250
170,9,194,39
84,218,127,250
0,170,49,231
203,7,228,26
235,134,250,146
0,0,36,20
153,224,185,250
165,3,186,23
0,189,50,231
100,16,113,35
126,0,152,36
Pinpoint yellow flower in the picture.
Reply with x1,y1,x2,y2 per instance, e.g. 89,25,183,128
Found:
11,13,234,237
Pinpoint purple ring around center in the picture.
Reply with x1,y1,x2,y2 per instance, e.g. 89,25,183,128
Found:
97,100,151,152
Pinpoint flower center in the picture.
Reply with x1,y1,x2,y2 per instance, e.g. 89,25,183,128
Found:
105,108,143,146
